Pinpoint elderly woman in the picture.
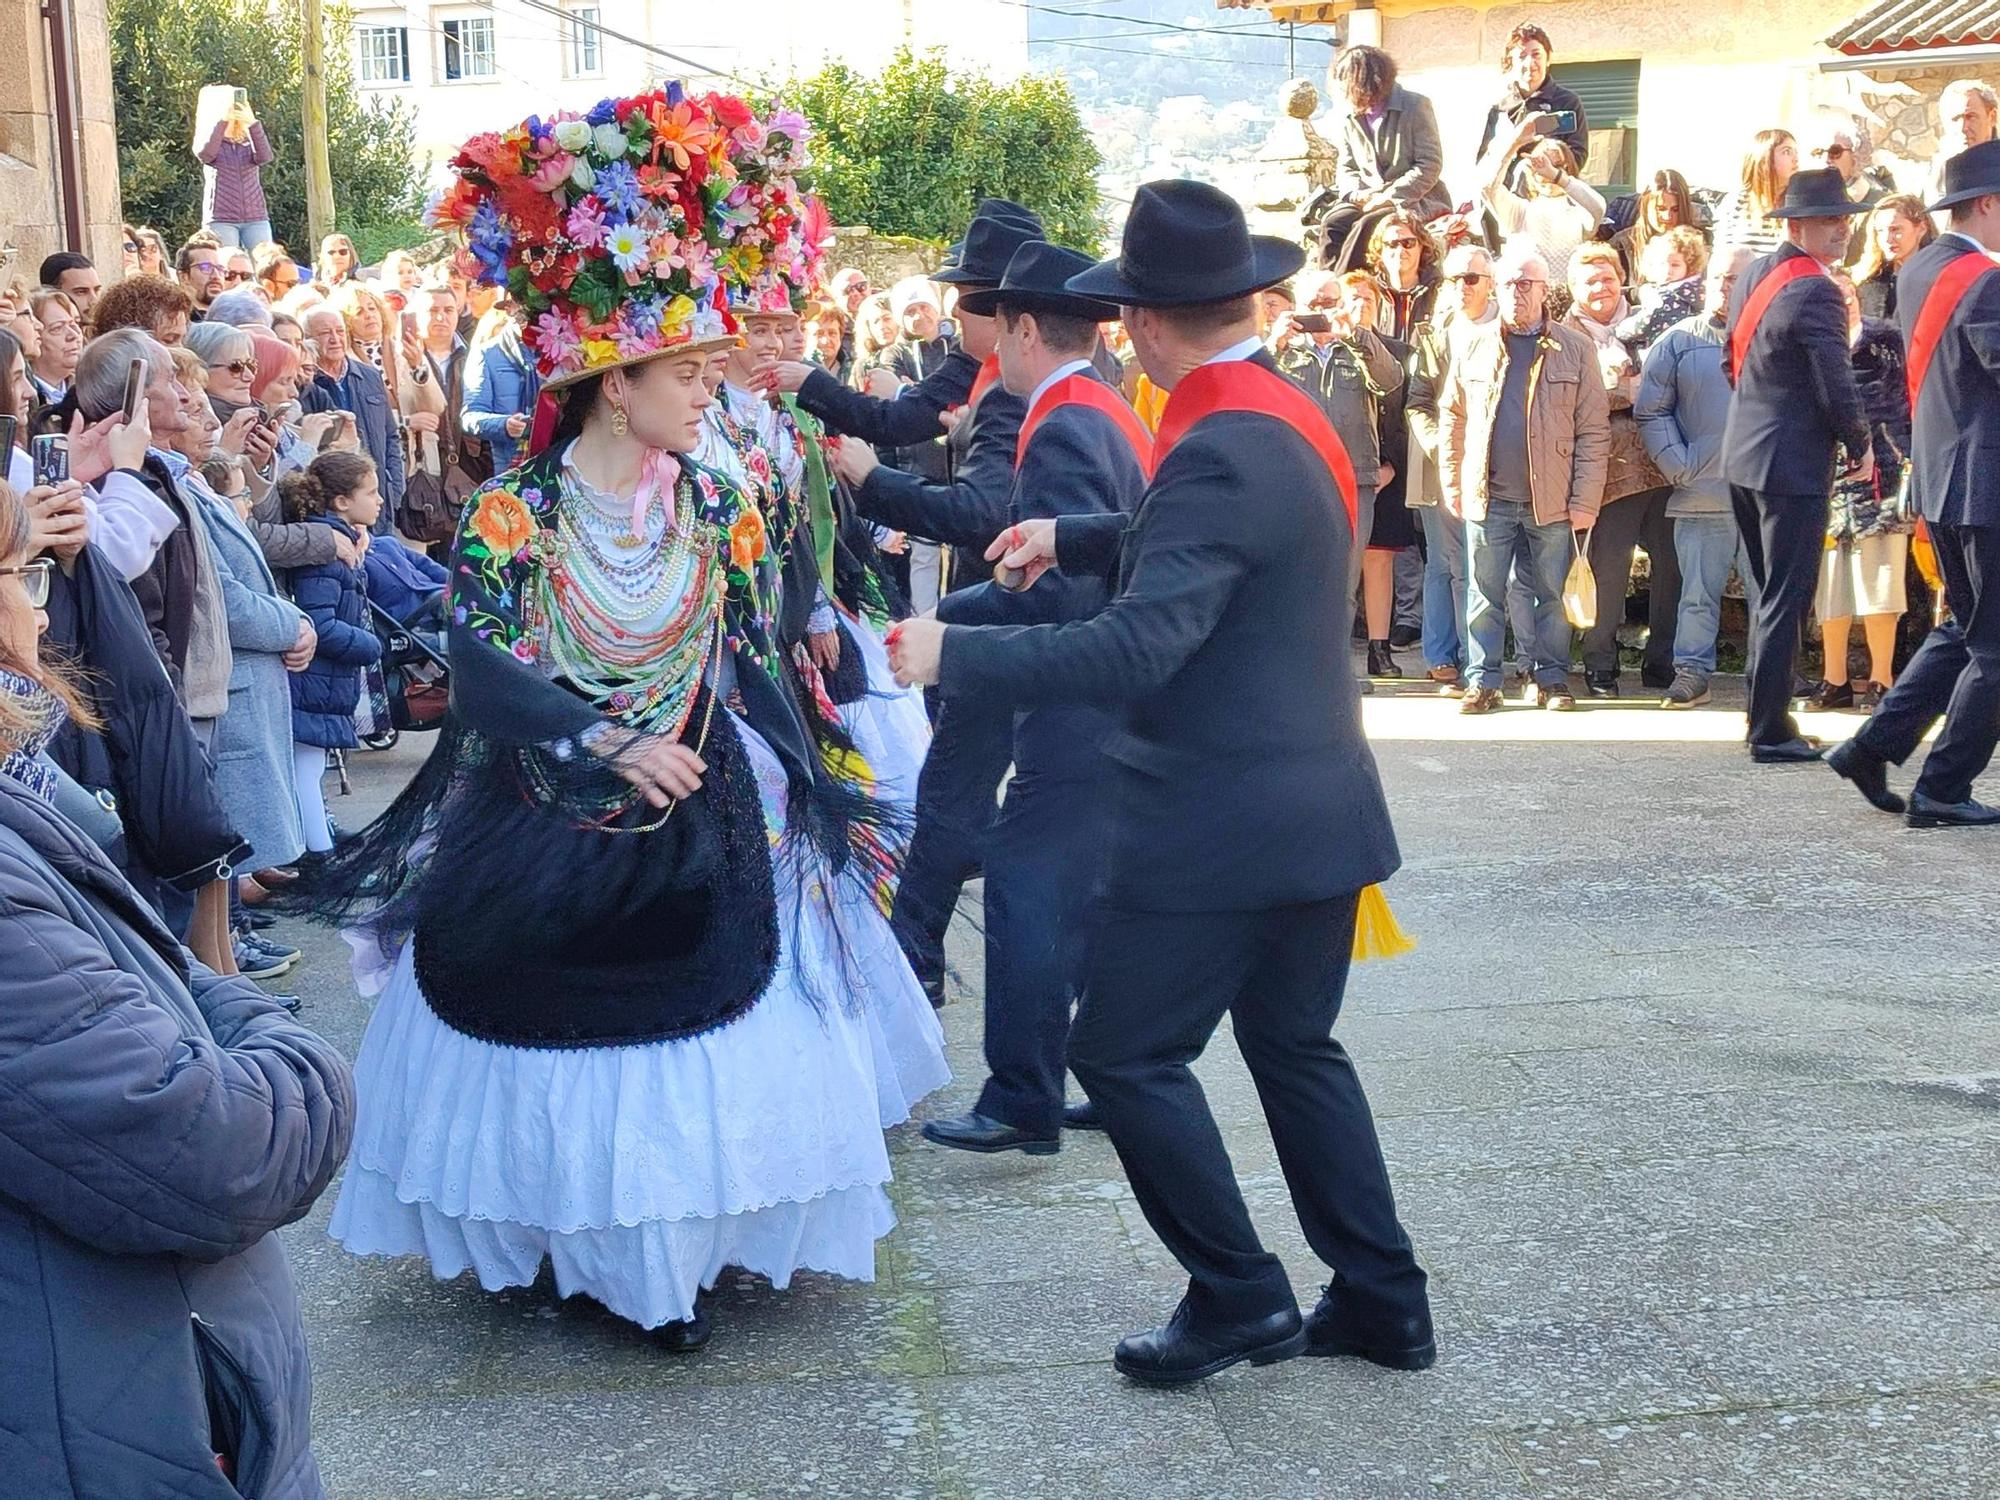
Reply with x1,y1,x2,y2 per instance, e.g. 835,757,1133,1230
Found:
1480,123,1607,288
87,273,195,347
27,287,83,404
0,472,352,1498
1321,45,1450,272
316,232,358,286
329,281,403,415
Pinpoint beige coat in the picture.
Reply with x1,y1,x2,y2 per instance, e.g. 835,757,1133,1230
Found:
1440,318,1610,528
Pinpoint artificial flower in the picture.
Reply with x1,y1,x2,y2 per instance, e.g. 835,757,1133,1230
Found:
569,157,596,192
566,198,610,249
606,223,649,276
471,489,537,560
552,118,593,153
526,150,576,194
705,93,754,131
532,309,584,369
592,122,630,160
595,159,643,220
648,99,716,173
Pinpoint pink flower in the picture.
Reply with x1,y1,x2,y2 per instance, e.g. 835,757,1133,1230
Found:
527,151,576,193
532,309,584,370
510,637,540,664
566,198,609,249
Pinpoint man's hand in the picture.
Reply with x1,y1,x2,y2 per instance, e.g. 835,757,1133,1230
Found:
297,411,342,449
25,481,89,561
885,616,946,688
400,328,425,375
983,519,1059,590
767,360,814,394
808,628,841,672
863,367,901,400
282,616,317,672
68,405,152,484
1267,309,1304,349
1441,490,1464,522
1376,463,1396,490
877,530,909,555
831,435,881,487
503,412,529,439
937,407,966,436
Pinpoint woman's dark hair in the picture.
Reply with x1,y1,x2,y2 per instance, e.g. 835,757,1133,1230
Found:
544,370,605,454
1366,211,1444,285
1333,45,1397,111
1504,22,1554,64
279,450,375,523
0,329,23,425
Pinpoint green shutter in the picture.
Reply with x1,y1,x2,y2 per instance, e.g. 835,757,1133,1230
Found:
1551,59,1641,196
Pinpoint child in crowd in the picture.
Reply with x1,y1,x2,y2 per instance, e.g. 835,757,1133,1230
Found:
279,451,383,854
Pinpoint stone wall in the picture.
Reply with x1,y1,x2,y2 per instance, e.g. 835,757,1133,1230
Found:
824,228,944,292
0,0,124,284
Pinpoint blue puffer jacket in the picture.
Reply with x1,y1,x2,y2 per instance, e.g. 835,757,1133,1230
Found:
0,772,353,1499
285,515,382,749
1634,312,1734,518
461,339,540,473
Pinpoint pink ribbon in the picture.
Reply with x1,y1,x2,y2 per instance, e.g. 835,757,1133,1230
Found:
634,447,676,539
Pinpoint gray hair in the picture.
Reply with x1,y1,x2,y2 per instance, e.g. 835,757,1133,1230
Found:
1492,240,1552,287
184,320,253,368
206,287,275,329
75,328,175,422
1942,79,2000,113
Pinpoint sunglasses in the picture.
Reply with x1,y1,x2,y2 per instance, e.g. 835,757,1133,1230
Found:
1382,237,1421,250
2,557,54,609
210,358,259,377
1815,144,1851,160
123,241,139,254
221,270,250,283
1449,272,1491,284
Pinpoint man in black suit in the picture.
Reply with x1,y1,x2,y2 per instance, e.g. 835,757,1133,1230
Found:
889,181,1432,1386
1722,169,1871,763
913,242,1151,1156
1829,141,2000,827
829,208,1045,1004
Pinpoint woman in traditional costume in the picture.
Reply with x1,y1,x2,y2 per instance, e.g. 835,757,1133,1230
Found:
306,87,948,1349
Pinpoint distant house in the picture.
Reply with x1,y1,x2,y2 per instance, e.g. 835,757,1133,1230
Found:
1219,0,1995,206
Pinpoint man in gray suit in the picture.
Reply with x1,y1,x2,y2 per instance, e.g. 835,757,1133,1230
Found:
1320,45,1451,270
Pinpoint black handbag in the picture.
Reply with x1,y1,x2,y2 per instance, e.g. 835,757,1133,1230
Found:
398,353,477,544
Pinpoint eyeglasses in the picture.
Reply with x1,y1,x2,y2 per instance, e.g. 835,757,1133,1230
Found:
123,241,139,254
1,558,54,609
1449,273,1491,285
1499,277,1547,290
1307,298,1341,311
210,358,259,377
1815,144,1852,160
221,270,250,284
189,261,221,276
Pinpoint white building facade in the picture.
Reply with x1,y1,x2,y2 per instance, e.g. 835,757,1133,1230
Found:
350,0,1032,176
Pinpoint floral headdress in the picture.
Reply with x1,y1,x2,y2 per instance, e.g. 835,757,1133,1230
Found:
428,83,740,390
701,94,836,321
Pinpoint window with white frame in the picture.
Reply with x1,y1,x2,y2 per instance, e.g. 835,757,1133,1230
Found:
440,15,497,81
566,6,603,78
357,23,411,85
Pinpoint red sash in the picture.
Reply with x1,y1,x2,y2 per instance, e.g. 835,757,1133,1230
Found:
1907,249,1997,408
1154,359,1358,533
966,355,1002,412
1727,254,1826,386
1014,373,1156,477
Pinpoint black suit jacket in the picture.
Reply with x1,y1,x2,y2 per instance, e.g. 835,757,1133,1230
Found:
1722,242,1868,497
1896,233,2000,528
854,375,1027,550
939,352,1401,913
794,350,978,450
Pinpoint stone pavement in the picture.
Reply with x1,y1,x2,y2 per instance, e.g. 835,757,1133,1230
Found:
277,680,2000,1499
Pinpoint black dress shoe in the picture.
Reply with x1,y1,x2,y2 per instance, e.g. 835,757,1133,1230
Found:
1826,740,1906,814
1388,623,1422,649
1303,1284,1437,1371
921,1111,1060,1156
1750,737,1823,764
1907,792,2000,829
1584,672,1620,699
653,1300,713,1353
1062,1099,1105,1131
1113,1301,1305,1386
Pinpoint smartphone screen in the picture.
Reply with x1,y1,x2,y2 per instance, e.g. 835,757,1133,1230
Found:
31,434,70,487
121,357,149,424
0,415,15,461
233,87,248,108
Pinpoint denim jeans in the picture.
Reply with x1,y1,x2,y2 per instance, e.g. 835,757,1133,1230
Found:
206,219,274,249
1671,514,1759,677
1466,500,1573,690
1416,503,1466,672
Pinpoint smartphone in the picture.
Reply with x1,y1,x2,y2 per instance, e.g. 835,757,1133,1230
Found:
121,357,149,424
1292,313,1333,334
31,433,69,487
0,415,14,462
400,309,419,341
1534,110,1579,136
233,87,248,109
316,422,340,453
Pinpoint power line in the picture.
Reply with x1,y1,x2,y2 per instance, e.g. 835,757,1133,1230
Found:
995,0,1293,41
488,0,769,90
1049,36,1303,69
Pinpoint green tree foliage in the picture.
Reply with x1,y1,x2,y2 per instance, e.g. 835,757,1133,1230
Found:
784,49,1102,252
110,0,420,252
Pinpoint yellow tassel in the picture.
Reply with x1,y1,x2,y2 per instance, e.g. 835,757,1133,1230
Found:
1352,884,1415,962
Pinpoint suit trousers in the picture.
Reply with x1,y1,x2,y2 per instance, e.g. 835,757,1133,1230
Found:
1856,522,2000,802
889,693,1014,998
1732,487,1828,747
1584,487,1681,682
1067,894,1429,1323
972,764,1109,1134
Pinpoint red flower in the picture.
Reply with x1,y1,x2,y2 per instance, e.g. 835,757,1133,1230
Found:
704,92,754,131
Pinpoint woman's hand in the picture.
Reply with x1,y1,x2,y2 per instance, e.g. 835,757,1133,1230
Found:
243,415,280,471
591,727,707,808
808,628,841,672
25,481,90,562
331,531,363,567
218,407,260,458
282,616,317,671
406,410,441,436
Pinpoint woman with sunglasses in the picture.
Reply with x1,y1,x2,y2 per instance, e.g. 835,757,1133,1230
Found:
1365,211,1441,342
316,233,358,287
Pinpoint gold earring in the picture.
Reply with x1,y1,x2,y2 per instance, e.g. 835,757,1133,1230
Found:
610,406,629,437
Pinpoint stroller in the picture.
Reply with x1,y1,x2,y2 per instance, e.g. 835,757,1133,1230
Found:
352,597,450,754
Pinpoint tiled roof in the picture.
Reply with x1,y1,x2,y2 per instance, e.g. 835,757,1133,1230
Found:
1828,0,2000,53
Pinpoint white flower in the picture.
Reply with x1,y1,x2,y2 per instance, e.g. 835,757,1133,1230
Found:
592,123,629,160
569,156,595,191
607,223,649,274
552,119,592,152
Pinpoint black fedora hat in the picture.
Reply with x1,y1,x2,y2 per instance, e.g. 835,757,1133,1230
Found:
1068,179,1304,307
957,241,1121,322
1768,167,1872,219
934,211,1046,286
974,196,1040,224
1930,139,2000,211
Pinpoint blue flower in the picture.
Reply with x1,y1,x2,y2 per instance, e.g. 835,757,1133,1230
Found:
468,200,514,275
624,292,666,337
586,97,619,127
594,159,643,221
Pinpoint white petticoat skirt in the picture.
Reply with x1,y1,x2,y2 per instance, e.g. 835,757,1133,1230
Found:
327,716,950,1329
835,608,932,817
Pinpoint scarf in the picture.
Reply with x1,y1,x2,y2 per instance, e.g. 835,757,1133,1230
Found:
0,668,65,803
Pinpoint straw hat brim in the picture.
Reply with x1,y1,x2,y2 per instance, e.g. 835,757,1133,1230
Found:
540,333,742,393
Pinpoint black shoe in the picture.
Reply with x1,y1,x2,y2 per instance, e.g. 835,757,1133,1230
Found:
1388,623,1422,649
1303,1284,1437,1371
1802,680,1854,711
1855,681,1889,712
653,1301,713,1353
242,910,277,930
1750,737,1824,764
1113,1301,1305,1386
1826,740,1905,815
1640,667,1676,692
1366,641,1403,678
921,1111,1060,1156
1584,672,1620,699
1063,1099,1105,1131
1907,792,2000,829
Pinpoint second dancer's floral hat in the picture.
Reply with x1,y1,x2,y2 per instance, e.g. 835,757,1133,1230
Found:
428,82,741,389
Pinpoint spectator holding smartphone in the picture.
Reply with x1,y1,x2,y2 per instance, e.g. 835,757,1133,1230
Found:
194,84,275,250
1475,24,1590,173
1479,123,1606,288
460,300,539,475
